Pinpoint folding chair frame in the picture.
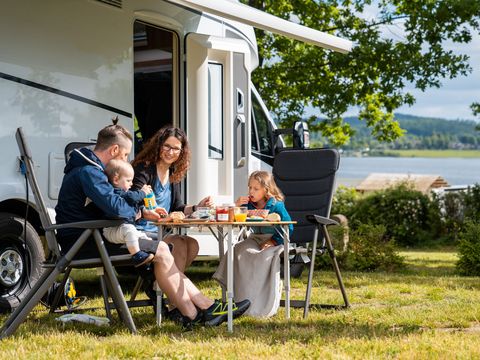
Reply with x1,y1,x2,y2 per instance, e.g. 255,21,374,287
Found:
273,148,350,318
0,127,151,338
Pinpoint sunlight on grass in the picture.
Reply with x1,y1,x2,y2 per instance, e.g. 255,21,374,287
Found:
1,249,480,358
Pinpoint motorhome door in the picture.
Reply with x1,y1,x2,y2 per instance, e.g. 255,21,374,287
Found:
185,34,251,205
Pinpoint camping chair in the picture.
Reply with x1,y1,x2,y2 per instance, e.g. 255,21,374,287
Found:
0,127,150,338
272,148,349,318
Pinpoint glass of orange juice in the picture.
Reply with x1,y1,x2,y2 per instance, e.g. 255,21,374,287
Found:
234,207,248,222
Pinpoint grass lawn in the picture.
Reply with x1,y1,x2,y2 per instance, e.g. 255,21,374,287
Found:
1,250,480,359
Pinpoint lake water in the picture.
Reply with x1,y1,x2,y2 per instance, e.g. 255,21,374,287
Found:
337,156,480,187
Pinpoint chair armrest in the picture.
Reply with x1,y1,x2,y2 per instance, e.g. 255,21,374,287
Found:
306,214,339,226
46,219,124,231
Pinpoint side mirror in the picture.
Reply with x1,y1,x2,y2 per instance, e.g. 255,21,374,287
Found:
293,121,309,149
273,120,310,151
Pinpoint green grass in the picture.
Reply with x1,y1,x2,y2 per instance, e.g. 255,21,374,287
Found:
382,149,480,158
2,251,480,359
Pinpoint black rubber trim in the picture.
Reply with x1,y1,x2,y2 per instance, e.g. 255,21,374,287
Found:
0,72,132,118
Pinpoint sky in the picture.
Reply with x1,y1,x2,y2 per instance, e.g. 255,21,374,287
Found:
395,35,480,121
365,6,480,122
305,6,480,122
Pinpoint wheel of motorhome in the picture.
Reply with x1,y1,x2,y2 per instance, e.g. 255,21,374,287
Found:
0,214,45,313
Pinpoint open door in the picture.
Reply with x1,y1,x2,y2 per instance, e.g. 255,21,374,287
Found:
185,34,252,206
133,21,179,153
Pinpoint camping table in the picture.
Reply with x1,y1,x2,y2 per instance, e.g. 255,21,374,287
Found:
156,219,295,332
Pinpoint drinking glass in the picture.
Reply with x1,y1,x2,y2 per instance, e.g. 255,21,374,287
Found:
234,206,248,222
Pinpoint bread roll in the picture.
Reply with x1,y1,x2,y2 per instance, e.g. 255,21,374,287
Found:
267,213,281,222
170,211,185,222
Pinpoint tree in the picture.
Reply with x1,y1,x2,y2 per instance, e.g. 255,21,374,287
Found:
245,0,480,145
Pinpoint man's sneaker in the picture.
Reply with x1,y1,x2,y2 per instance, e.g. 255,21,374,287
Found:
132,251,154,267
203,299,251,326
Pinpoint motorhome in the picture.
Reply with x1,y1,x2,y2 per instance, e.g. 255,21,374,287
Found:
0,0,351,312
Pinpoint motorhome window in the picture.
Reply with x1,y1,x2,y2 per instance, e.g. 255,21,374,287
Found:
251,93,273,156
208,63,223,159
133,21,178,154
250,104,260,152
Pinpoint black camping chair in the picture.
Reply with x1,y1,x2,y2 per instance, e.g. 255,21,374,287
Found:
272,148,349,318
0,128,152,338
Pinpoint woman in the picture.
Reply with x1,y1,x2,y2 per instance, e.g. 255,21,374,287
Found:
132,126,213,272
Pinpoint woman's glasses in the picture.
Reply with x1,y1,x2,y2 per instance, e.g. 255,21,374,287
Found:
162,144,182,154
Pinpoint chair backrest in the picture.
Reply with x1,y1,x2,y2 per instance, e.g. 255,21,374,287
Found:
64,142,95,163
16,127,60,256
272,148,340,244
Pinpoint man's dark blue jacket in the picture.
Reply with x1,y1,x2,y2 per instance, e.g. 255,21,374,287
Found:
55,148,139,241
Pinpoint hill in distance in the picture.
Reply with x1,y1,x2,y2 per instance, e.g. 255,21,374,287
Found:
343,113,478,137
310,113,480,151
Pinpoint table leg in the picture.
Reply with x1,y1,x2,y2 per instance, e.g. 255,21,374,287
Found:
157,225,163,242
227,225,234,332
218,227,226,302
283,225,290,319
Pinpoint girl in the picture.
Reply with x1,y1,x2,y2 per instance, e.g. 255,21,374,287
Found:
235,170,293,249
213,170,293,318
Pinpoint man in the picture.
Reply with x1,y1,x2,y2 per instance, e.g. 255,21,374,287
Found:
55,124,250,327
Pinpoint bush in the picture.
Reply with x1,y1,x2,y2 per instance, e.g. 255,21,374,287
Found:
463,184,480,222
432,184,480,243
432,190,465,243
456,221,480,276
348,183,442,247
331,186,359,216
343,224,405,272
315,223,404,272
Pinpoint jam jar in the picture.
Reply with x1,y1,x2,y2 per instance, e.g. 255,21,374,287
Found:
216,205,229,222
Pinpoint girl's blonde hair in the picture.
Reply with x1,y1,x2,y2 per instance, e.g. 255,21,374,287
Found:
249,171,284,202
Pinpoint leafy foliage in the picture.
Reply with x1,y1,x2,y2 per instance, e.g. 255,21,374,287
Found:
462,184,480,221
344,224,405,271
331,185,359,215
456,221,480,276
334,183,442,246
244,0,480,145
315,223,404,271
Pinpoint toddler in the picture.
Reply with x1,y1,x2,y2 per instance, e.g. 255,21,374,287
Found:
103,159,154,267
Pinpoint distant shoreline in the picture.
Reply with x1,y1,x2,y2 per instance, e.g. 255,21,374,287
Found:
343,149,480,158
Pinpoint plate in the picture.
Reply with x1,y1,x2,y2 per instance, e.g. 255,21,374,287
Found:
246,217,265,222
180,218,209,223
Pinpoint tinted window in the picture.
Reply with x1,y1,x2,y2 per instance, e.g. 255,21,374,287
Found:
251,94,273,157
208,63,223,159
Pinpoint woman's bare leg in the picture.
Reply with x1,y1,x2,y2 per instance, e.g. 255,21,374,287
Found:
164,235,199,272
183,235,199,268
153,242,213,319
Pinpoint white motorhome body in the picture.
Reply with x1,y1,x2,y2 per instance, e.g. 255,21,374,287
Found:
0,0,351,310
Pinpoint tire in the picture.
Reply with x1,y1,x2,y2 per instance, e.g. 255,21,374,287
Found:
0,213,45,313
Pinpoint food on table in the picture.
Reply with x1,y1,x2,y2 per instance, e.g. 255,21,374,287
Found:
266,213,281,222
216,205,229,222
247,209,270,219
169,211,185,223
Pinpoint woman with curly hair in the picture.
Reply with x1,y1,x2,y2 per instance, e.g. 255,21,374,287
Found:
132,126,213,272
